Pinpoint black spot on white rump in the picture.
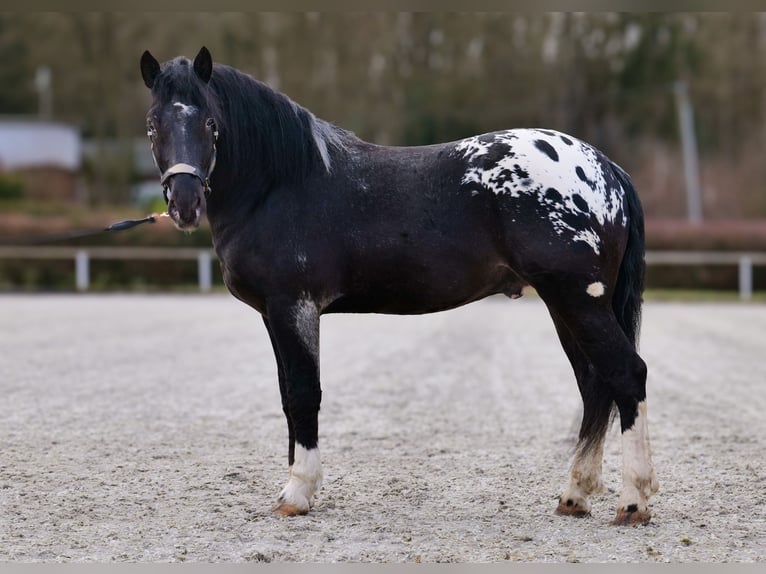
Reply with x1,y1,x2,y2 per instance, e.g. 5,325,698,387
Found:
575,165,597,190
545,187,562,203
572,194,589,213
534,139,559,162
513,164,530,180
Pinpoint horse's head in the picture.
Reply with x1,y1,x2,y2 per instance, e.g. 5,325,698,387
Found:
140,47,219,231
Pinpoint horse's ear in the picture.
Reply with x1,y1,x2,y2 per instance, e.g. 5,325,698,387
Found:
193,46,213,84
140,50,161,89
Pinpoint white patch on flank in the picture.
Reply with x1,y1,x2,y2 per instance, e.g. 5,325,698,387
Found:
618,400,659,513
586,281,605,298
455,128,628,255
173,102,197,117
294,299,319,358
278,443,323,512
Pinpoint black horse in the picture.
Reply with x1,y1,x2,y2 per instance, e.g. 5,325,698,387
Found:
140,47,658,525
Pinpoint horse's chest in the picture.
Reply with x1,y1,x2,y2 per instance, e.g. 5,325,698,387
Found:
217,250,270,313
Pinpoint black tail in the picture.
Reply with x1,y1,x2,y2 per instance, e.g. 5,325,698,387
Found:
610,161,645,349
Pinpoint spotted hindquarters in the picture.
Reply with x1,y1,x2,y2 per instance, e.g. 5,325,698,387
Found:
455,128,627,256
460,133,658,525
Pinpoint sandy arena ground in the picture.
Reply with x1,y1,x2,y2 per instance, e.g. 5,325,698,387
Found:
1,294,764,562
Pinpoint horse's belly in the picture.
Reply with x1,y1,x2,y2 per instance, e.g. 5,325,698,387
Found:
324,262,524,315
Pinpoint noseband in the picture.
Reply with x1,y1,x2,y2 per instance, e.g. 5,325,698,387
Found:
148,118,219,198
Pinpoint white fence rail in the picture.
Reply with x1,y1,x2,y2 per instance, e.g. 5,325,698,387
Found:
644,251,766,300
0,246,215,292
0,247,764,299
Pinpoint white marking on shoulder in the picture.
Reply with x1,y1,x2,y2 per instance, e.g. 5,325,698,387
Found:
278,443,323,513
586,281,605,297
173,102,197,117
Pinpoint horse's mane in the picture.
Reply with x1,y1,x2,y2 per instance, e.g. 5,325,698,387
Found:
154,57,347,188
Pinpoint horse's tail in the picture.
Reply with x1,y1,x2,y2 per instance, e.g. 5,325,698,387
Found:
610,161,645,349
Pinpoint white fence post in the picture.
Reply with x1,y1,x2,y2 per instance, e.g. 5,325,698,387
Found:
198,250,212,292
75,250,90,291
739,256,753,301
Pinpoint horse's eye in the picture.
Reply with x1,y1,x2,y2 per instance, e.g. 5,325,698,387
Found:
146,121,157,139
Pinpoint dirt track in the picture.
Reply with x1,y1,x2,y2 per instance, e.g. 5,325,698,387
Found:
1,294,764,562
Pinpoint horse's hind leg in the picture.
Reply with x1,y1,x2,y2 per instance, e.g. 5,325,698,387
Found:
549,311,611,518
538,282,658,525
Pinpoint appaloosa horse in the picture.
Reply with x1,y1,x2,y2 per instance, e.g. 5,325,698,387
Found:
140,47,658,525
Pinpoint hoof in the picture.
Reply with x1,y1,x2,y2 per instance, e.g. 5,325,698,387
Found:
612,507,652,526
273,502,309,517
555,498,590,518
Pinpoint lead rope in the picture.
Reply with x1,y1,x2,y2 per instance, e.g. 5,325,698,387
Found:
103,211,170,232
3,212,171,246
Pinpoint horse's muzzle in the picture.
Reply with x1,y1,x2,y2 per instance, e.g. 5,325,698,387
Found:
166,174,206,230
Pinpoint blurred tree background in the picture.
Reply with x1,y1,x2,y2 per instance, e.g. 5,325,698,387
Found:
1,12,766,219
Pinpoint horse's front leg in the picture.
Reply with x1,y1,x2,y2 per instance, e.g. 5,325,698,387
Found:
262,317,295,470
263,298,323,517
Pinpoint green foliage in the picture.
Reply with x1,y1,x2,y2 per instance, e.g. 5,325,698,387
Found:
0,16,36,114
0,174,24,200
614,14,700,140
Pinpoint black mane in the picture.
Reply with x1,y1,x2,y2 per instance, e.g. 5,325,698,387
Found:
154,57,347,190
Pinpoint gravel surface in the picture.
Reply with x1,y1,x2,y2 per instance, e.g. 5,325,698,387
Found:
1,294,764,563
